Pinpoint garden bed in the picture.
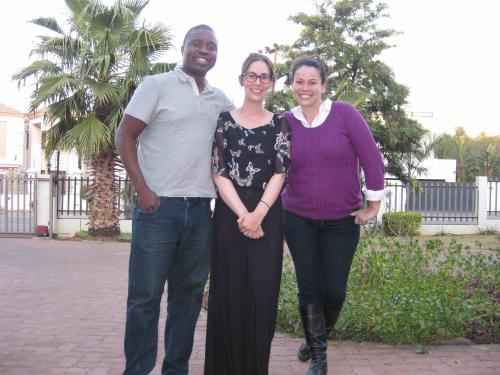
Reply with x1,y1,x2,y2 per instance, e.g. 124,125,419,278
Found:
277,235,499,345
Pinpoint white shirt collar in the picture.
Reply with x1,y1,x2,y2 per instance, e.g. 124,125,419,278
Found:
290,99,332,128
174,65,213,96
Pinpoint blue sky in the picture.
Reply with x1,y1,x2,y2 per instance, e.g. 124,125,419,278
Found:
1,0,499,137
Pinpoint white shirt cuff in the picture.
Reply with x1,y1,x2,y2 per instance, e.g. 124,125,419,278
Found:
362,187,387,201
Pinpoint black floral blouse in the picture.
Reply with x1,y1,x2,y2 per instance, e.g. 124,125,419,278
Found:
212,111,291,190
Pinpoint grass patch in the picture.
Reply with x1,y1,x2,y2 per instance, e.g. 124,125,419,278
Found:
276,236,499,344
118,232,132,241
71,230,132,241
74,230,89,239
478,226,499,235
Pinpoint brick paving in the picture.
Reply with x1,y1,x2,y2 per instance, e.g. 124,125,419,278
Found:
0,238,498,375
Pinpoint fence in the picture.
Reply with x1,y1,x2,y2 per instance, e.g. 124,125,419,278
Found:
55,176,500,223
488,181,500,217
0,174,37,234
55,176,133,219
48,175,500,236
385,180,479,224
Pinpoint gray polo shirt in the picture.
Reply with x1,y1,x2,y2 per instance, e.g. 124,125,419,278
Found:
124,66,234,198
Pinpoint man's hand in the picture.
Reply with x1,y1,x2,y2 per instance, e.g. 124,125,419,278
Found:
137,189,160,213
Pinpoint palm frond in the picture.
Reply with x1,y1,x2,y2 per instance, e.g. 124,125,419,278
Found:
105,104,124,133
12,60,61,83
46,94,85,120
59,115,113,159
334,79,369,108
31,35,82,63
30,17,64,34
43,118,75,158
85,54,116,80
118,0,149,18
149,62,175,75
30,75,79,109
65,0,92,17
132,24,172,56
127,25,172,76
85,79,119,106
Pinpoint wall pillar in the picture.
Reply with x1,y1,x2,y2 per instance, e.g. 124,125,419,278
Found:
476,176,488,230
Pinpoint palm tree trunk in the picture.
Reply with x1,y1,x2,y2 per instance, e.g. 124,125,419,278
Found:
88,149,120,237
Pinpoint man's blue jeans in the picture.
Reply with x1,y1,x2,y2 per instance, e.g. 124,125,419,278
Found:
123,197,212,375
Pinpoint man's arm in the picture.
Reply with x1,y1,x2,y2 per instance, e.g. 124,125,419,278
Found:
115,114,159,213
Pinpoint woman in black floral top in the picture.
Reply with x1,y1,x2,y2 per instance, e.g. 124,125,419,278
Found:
204,53,291,375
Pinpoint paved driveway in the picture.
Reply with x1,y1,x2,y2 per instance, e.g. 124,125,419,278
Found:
0,238,498,375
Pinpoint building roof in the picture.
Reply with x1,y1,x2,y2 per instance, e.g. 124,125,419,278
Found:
26,106,48,121
0,102,25,118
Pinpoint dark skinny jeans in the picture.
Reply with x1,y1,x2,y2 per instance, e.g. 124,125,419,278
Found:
283,210,360,308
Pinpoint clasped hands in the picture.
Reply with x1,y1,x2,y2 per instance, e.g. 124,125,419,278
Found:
237,211,265,239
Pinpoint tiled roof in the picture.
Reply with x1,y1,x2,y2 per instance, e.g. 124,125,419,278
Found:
0,102,25,117
26,106,48,120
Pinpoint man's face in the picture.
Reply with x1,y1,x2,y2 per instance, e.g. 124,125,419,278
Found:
181,29,218,77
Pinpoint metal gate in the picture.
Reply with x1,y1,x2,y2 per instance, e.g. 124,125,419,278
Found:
0,174,37,235
385,180,478,224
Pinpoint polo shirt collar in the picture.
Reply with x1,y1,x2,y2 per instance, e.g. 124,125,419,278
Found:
174,65,214,96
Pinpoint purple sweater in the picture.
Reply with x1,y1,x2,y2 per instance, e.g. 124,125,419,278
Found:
282,101,385,220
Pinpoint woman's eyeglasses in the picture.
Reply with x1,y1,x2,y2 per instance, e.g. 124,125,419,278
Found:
242,72,273,84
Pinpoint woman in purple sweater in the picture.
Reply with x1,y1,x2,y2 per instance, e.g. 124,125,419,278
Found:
282,56,385,375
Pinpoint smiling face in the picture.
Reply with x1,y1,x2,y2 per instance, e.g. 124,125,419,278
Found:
291,65,326,110
241,61,274,103
181,29,218,78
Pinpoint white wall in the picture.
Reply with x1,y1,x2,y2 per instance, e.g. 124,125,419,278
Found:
49,151,83,176
0,114,24,168
418,157,456,182
28,113,85,175
28,121,43,173
36,176,50,229
54,218,132,238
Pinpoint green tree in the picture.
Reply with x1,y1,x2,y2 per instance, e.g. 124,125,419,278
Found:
433,128,500,181
474,134,500,180
371,114,429,181
264,0,428,183
14,0,172,236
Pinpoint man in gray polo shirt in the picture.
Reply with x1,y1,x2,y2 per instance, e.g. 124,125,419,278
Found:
116,24,233,375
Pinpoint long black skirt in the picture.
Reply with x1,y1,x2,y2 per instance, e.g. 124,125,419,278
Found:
204,188,284,375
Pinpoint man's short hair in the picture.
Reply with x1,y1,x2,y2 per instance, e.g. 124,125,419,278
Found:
182,24,215,47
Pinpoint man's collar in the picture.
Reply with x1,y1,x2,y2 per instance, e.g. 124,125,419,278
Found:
174,65,214,94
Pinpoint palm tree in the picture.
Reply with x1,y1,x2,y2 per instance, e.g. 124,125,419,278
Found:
476,143,500,180
14,0,172,236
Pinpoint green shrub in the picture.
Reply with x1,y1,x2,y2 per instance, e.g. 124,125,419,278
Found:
383,212,422,236
118,232,132,241
276,236,499,344
74,230,89,239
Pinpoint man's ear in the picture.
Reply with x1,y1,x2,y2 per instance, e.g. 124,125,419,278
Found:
181,45,184,54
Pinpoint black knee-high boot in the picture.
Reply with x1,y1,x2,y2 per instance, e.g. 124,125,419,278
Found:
298,304,341,362
299,304,328,375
